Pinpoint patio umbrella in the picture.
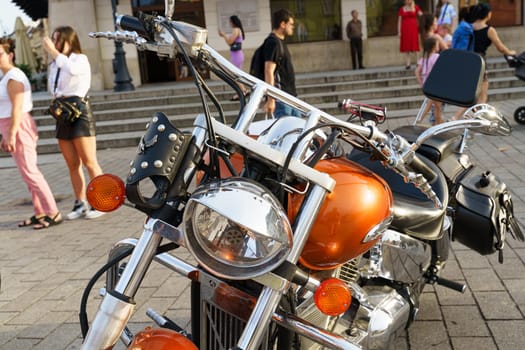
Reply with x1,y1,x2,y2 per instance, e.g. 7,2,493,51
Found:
14,16,37,73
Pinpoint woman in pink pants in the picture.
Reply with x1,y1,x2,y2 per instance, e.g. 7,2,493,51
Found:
0,37,62,229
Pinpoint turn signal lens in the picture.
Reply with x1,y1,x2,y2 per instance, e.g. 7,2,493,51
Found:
314,278,352,316
86,174,126,212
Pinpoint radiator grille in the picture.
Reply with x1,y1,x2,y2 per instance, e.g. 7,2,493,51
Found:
202,301,270,350
339,258,360,283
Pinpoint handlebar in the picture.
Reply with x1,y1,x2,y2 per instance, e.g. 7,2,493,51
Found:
90,14,508,209
116,14,150,38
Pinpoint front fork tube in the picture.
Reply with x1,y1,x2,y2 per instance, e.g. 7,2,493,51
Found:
81,219,162,350
236,185,328,350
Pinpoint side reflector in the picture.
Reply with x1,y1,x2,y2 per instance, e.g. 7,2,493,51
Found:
86,174,126,212
314,278,352,316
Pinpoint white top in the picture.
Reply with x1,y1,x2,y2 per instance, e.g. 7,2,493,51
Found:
437,3,457,26
47,52,91,98
0,67,33,119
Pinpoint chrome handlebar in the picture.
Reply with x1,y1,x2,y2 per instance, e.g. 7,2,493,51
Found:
89,15,509,208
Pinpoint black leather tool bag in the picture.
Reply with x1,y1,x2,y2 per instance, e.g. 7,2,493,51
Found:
452,166,514,256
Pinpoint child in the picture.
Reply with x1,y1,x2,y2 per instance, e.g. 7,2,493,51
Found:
438,23,452,48
415,37,443,124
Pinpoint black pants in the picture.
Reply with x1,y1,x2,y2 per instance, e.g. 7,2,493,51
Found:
350,38,363,69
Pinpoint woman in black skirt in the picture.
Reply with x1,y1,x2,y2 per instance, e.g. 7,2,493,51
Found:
43,26,105,220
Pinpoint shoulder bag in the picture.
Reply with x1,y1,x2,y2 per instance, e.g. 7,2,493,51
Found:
48,68,84,124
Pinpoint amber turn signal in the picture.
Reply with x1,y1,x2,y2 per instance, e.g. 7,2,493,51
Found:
86,174,126,212
314,278,352,316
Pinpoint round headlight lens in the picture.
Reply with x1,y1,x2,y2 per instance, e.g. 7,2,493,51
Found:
183,178,293,280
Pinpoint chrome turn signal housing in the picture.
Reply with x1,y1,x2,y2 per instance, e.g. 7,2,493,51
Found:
183,178,293,280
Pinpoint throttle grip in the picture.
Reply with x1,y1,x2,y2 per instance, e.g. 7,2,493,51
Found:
116,15,150,38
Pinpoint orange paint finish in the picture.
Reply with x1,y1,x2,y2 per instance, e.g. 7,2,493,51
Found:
289,157,393,270
125,327,197,350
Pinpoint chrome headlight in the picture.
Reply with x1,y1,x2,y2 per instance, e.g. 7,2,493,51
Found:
183,178,293,280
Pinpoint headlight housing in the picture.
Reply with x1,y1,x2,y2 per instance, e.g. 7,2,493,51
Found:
183,178,293,280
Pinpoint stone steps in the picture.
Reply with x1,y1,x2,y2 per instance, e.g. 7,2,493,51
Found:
2,59,522,156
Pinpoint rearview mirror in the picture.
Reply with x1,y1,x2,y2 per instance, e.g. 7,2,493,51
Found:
464,104,512,136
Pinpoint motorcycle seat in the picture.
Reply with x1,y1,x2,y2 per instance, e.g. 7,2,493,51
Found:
393,125,463,164
347,150,448,241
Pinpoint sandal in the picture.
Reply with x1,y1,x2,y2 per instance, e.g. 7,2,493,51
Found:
18,215,45,227
33,213,63,230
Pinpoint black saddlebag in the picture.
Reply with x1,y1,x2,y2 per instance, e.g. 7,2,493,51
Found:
452,167,512,255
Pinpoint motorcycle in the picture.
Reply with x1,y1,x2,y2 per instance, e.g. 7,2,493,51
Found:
80,2,523,349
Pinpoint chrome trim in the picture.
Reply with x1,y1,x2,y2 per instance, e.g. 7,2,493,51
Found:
108,237,197,278
236,288,284,349
362,230,432,284
236,184,328,349
115,219,163,295
272,312,362,350
81,220,163,349
80,291,136,349
352,285,411,350
209,118,336,192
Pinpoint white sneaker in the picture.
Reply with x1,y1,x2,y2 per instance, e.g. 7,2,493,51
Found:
85,208,105,220
66,200,87,220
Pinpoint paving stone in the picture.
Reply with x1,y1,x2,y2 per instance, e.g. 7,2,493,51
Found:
514,248,525,264
408,320,451,349
450,336,497,350
440,259,465,281
503,279,525,315
416,292,443,321
474,291,523,320
463,268,505,292
1,338,41,350
490,257,525,280
441,306,490,337
487,320,525,350
454,250,492,269
30,322,81,350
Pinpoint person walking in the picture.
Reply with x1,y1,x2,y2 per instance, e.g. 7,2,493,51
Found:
219,15,248,100
263,8,300,118
451,5,475,51
451,3,516,121
0,37,62,230
421,13,449,52
346,9,365,70
43,26,105,220
435,0,457,30
398,0,423,70
471,3,515,103
415,36,443,125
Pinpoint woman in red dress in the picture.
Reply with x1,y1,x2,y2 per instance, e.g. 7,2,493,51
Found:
398,0,423,69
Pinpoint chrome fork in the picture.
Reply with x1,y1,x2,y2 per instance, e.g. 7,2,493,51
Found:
81,219,162,349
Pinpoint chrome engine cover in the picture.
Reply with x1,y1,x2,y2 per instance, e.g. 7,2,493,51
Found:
351,285,411,350
361,229,432,284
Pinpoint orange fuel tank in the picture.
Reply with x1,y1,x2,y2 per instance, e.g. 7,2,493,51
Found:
289,157,393,271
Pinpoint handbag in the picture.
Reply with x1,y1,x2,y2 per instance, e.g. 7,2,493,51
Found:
48,67,85,123
48,96,83,123
230,42,242,51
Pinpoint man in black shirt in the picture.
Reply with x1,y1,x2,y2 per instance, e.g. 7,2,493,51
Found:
263,8,301,118
346,9,365,69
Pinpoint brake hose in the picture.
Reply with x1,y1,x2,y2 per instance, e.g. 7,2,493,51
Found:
79,242,178,338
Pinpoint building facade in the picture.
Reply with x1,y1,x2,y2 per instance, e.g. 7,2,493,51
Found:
43,0,525,91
